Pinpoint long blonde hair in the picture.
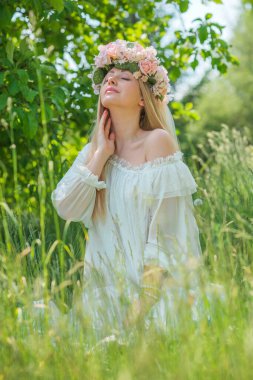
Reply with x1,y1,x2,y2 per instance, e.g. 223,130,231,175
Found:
84,79,180,224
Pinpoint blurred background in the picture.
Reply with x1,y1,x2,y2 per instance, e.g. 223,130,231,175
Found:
0,0,251,206
0,1,253,377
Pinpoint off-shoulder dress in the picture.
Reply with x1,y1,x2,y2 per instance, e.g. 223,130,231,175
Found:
51,142,203,338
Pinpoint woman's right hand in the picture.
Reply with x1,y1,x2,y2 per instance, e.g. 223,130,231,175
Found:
97,109,116,158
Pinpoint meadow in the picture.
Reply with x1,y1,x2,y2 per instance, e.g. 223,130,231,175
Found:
0,123,252,380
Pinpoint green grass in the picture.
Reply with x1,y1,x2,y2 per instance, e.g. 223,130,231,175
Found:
0,124,253,379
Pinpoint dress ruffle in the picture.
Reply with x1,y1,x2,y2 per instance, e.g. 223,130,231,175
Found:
108,151,198,198
141,159,198,199
108,150,184,171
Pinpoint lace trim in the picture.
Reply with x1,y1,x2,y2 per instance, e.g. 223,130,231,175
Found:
107,150,183,171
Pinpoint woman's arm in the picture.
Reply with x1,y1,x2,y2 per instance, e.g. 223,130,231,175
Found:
52,109,115,225
51,144,108,226
86,148,109,179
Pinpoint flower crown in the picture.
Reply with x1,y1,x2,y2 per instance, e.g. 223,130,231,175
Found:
88,39,173,103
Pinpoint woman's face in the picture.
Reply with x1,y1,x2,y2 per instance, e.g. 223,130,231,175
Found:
100,68,143,109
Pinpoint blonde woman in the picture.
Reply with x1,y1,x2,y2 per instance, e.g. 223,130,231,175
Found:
51,40,202,339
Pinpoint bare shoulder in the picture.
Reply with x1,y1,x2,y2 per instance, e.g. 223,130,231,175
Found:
144,129,178,161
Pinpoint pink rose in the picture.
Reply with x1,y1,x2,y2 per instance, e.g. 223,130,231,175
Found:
95,52,111,67
139,59,158,76
107,45,118,60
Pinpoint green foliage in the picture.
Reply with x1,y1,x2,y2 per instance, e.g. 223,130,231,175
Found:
0,3,251,376
0,0,238,217
186,8,253,145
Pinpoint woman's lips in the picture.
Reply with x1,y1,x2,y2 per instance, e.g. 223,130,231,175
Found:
105,87,119,94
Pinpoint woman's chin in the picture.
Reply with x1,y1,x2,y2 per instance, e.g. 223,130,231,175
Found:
101,98,122,108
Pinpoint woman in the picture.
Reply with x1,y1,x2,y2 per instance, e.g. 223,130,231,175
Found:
51,40,202,339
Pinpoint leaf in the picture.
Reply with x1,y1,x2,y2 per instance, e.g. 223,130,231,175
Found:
53,87,66,108
169,66,181,81
230,55,240,66
114,61,139,72
27,112,39,138
198,25,208,43
179,0,189,13
0,6,12,29
17,69,29,84
55,87,66,102
0,94,8,111
205,13,213,20
48,0,65,12
8,79,20,96
147,76,156,86
211,57,220,67
190,59,198,70
19,39,33,60
188,35,197,44
192,18,202,23
0,72,5,86
23,106,38,139
185,102,193,111
93,68,107,84
217,38,228,49
45,103,53,122
40,64,56,74
217,63,227,74
21,86,38,102
52,87,66,112
201,50,211,59
6,40,15,64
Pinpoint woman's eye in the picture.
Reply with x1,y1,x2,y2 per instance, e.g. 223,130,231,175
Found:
103,77,130,83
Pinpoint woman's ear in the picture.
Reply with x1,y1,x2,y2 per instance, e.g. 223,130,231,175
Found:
138,98,144,107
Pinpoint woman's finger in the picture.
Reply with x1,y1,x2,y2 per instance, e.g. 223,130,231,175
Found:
104,117,111,139
100,110,108,129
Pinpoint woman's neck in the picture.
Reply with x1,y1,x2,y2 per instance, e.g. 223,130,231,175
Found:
108,107,143,153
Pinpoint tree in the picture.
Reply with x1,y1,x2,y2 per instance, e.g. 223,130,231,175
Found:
0,0,238,210
185,4,253,147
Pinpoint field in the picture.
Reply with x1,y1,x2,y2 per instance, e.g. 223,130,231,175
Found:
1,124,253,379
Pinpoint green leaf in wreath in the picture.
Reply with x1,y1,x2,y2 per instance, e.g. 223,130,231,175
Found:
147,76,156,86
93,68,107,84
114,61,139,73
126,42,135,48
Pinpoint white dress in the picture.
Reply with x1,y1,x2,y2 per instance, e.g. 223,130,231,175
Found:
51,142,203,338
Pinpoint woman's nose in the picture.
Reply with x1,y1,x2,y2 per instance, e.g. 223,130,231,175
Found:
108,75,117,85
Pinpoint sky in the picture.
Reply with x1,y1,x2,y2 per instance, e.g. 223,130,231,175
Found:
171,0,242,99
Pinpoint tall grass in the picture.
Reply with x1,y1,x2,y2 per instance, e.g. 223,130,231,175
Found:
0,122,253,379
